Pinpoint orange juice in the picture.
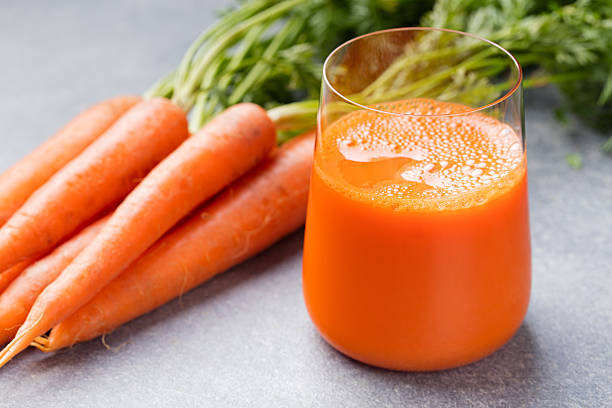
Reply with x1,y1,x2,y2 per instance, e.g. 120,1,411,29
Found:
302,99,531,371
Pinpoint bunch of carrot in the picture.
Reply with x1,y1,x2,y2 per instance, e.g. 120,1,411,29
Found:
0,85,315,366
0,0,337,368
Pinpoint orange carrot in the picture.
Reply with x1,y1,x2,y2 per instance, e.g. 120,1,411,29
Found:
0,96,140,226
0,98,188,274
0,216,108,346
35,131,314,351
0,103,275,366
0,261,32,294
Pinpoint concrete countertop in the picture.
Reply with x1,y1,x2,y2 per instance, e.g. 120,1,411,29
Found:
0,1,610,406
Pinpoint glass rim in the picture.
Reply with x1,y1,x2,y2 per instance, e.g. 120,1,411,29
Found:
322,27,523,118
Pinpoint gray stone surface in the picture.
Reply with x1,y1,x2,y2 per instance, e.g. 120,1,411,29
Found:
0,1,611,407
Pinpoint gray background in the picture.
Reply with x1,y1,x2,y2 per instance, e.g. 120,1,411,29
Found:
1,1,611,407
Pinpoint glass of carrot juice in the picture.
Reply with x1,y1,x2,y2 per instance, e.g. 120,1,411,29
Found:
302,28,530,371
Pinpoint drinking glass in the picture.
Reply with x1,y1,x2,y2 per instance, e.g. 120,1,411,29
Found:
302,28,530,371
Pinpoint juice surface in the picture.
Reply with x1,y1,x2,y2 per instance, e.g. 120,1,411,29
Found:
303,99,531,371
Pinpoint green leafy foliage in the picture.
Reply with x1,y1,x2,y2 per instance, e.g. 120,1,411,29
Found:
565,153,583,169
602,137,612,153
149,0,612,143
148,0,434,131
423,0,612,131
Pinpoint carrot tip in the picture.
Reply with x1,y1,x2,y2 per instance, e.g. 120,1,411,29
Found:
0,313,47,368
0,342,24,369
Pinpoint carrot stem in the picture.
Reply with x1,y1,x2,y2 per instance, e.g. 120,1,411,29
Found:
267,100,319,132
228,16,304,105
173,0,268,92
173,0,305,111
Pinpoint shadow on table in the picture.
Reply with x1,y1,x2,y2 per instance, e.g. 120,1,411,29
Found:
30,230,305,372
312,322,544,403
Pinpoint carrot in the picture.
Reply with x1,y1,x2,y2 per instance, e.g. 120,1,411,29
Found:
0,96,140,226
0,97,188,274
0,261,32,294
0,216,108,346
0,103,275,367
35,131,315,351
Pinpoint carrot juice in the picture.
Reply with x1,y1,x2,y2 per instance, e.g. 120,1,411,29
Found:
302,99,531,371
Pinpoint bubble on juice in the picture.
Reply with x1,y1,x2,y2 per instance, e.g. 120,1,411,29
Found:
507,141,522,157
471,168,483,177
337,138,427,163
317,99,526,209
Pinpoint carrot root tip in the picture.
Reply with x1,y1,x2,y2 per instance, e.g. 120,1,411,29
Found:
101,333,129,353
32,336,51,352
